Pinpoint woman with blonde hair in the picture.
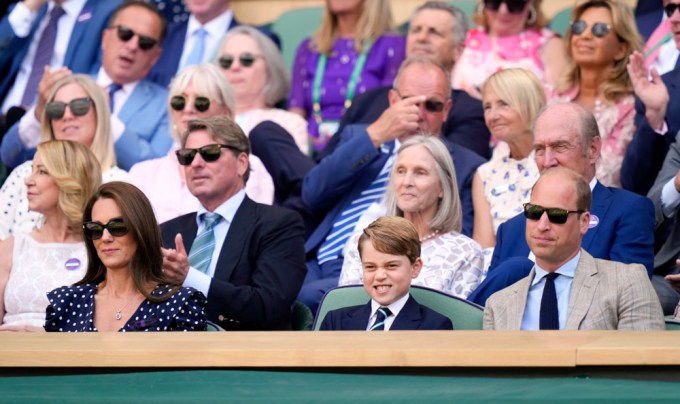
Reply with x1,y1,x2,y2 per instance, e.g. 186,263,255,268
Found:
473,68,546,250
453,0,566,98
0,140,101,331
0,75,127,239
288,0,406,154
549,0,643,187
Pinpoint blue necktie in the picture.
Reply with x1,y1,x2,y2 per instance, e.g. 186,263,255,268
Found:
539,272,560,330
188,212,222,274
21,6,65,106
370,307,392,331
108,83,122,113
184,27,207,67
316,158,393,264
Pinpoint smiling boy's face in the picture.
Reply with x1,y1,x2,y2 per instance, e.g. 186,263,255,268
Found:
360,240,422,306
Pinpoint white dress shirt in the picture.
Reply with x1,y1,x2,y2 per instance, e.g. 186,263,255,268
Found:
367,293,410,331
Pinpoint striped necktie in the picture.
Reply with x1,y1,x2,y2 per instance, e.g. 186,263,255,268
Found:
539,272,559,330
184,27,208,67
21,6,65,106
188,212,222,274
370,307,392,331
316,157,393,264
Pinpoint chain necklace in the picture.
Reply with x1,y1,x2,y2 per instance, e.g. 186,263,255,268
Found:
113,294,138,321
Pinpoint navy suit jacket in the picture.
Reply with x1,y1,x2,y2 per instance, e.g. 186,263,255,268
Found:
302,124,483,255
0,0,121,105
160,196,307,330
635,0,664,41
621,68,680,195
468,182,656,305
319,295,453,330
321,86,491,160
1,79,170,170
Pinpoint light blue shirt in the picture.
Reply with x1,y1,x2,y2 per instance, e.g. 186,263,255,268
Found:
521,251,580,330
183,189,246,296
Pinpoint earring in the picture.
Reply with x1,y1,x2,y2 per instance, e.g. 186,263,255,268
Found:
527,6,537,26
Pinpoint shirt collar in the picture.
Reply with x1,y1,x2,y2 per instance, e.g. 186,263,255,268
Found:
96,67,139,94
186,8,233,38
55,0,87,18
195,188,246,227
370,292,410,318
531,250,581,286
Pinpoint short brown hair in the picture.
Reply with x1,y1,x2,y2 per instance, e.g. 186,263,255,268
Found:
533,166,592,212
358,216,421,264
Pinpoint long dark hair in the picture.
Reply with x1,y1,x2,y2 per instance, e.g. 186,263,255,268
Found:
76,182,179,302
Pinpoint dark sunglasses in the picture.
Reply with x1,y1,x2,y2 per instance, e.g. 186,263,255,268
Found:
570,20,612,38
523,203,585,224
218,52,260,69
45,97,92,120
112,25,158,51
484,0,528,14
83,218,129,240
176,144,235,165
170,95,211,112
395,91,445,113
665,4,680,17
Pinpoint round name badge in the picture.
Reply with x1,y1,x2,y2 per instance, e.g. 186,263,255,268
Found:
64,258,81,271
588,214,600,229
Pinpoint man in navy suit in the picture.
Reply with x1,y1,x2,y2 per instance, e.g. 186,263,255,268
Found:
468,103,655,306
299,57,484,313
0,0,121,132
160,116,307,331
1,0,171,170
319,216,452,331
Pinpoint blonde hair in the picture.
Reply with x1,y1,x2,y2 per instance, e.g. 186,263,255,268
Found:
39,75,116,170
560,0,643,103
474,0,548,31
483,68,546,130
311,0,394,54
36,140,102,234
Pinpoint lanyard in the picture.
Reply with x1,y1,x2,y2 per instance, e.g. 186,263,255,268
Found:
312,41,372,124
645,32,673,59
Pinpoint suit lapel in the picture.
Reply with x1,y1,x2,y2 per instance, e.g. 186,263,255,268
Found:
63,0,96,65
582,182,611,250
565,251,600,330
390,295,422,330
341,302,373,330
507,272,532,329
212,197,255,282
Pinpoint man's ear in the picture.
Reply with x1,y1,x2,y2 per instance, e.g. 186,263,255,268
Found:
388,88,400,107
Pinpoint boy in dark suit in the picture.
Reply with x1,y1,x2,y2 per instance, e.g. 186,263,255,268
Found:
319,216,452,331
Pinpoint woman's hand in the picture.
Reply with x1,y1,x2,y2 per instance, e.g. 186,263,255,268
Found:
161,233,190,284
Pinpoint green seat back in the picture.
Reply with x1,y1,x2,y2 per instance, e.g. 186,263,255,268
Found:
271,7,324,71
665,316,680,330
549,7,574,37
313,285,483,330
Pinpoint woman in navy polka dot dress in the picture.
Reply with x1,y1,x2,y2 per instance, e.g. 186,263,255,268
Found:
45,182,207,332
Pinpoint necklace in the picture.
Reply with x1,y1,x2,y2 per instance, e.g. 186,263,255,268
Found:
420,229,440,243
113,294,138,321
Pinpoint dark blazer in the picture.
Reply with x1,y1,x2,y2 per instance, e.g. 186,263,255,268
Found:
160,196,307,330
635,0,664,41
0,0,121,104
621,67,680,195
468,182,656,305
319,295,453,330
321,86,491,160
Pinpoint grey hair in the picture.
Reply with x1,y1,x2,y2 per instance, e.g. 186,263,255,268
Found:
385,135,462,233
410,1,469,46
216,25,290,107
392,56,451,95
533,102,601,156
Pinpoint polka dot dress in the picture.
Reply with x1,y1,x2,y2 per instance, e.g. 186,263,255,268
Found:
45,284,207,332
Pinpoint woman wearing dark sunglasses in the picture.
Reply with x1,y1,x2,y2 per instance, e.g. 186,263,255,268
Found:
128,64,274,223
453,0,565,99
45,181,207,332
0,140,101,331
216,26,309,156
548,0,643,187
288,0,406,154
0,75,128,240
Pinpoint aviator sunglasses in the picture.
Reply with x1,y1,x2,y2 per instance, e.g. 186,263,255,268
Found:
570,20,612,38
483,0,528,14
111,25,158,51
176,144,235,165
83,218,130,240
665,3,680,17
218,52,261,69
45,97,92,120
170,95,211,112
523,203,585,224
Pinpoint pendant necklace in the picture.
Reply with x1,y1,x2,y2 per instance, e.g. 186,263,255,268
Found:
113,293,138,321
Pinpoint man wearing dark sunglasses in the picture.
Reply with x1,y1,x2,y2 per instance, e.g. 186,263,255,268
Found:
160,116,306,331
1,1,173,171
484,166,663,330
469,103,655,306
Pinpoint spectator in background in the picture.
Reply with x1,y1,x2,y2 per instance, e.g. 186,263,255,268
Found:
453,0,565,99
288,0,406,154
0,140,101,331
0,75,127,239
548,0,642,188
129,64,274,224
